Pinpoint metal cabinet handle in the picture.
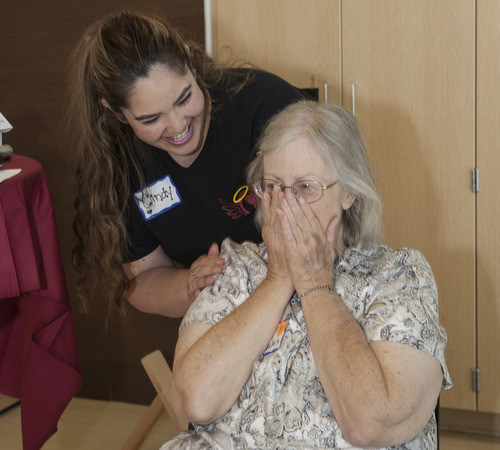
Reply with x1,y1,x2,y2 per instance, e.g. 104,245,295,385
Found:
352,84,356,116
204,0,213,56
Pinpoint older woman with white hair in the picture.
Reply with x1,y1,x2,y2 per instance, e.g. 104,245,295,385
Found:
165,100,452,449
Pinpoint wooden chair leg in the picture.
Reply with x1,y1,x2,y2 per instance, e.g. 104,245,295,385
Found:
122,395,164,450
141,350,188,433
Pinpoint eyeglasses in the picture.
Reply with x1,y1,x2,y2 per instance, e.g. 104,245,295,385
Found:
253,179,338,203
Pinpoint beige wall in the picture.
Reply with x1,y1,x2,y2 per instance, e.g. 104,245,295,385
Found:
0,0,204,404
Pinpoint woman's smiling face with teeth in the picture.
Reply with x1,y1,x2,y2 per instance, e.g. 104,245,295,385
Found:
120,64,208,167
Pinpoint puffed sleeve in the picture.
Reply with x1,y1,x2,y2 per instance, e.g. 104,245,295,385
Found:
180,238,268,332
361,248,452,390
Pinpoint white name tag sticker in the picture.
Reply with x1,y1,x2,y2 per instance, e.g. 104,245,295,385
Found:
134,174,182,221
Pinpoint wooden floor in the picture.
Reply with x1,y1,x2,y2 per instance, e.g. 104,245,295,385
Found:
1,397,500,449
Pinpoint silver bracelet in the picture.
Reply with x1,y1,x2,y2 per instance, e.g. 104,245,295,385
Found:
298,285,334,301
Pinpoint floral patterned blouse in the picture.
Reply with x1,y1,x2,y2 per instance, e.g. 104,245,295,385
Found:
161,238,452,450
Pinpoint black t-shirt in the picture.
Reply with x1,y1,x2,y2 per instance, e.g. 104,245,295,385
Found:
127,70,306,266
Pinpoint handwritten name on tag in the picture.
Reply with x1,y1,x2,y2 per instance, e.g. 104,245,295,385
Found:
134,174,182,221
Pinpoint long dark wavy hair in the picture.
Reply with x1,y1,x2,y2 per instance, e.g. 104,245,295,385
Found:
67,11,252,316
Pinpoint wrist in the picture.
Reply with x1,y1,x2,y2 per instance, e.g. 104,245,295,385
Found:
263,274,294,295
297,284,335,301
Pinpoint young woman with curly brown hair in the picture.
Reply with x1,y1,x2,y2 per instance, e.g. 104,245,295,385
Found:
67,11,307,318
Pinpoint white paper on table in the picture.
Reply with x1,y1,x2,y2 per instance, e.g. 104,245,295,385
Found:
0,113,13,133
0,113,13,146
0,169,21,183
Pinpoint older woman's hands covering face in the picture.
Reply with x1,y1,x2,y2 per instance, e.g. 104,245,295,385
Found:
260,186,293,292
278,191,339,291
259,137,350,295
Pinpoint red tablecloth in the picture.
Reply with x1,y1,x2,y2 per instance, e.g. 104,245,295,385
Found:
0,155,82,449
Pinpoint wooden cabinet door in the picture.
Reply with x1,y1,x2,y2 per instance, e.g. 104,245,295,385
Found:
477,0,500,414
211,0,340,103
341,0,476,410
